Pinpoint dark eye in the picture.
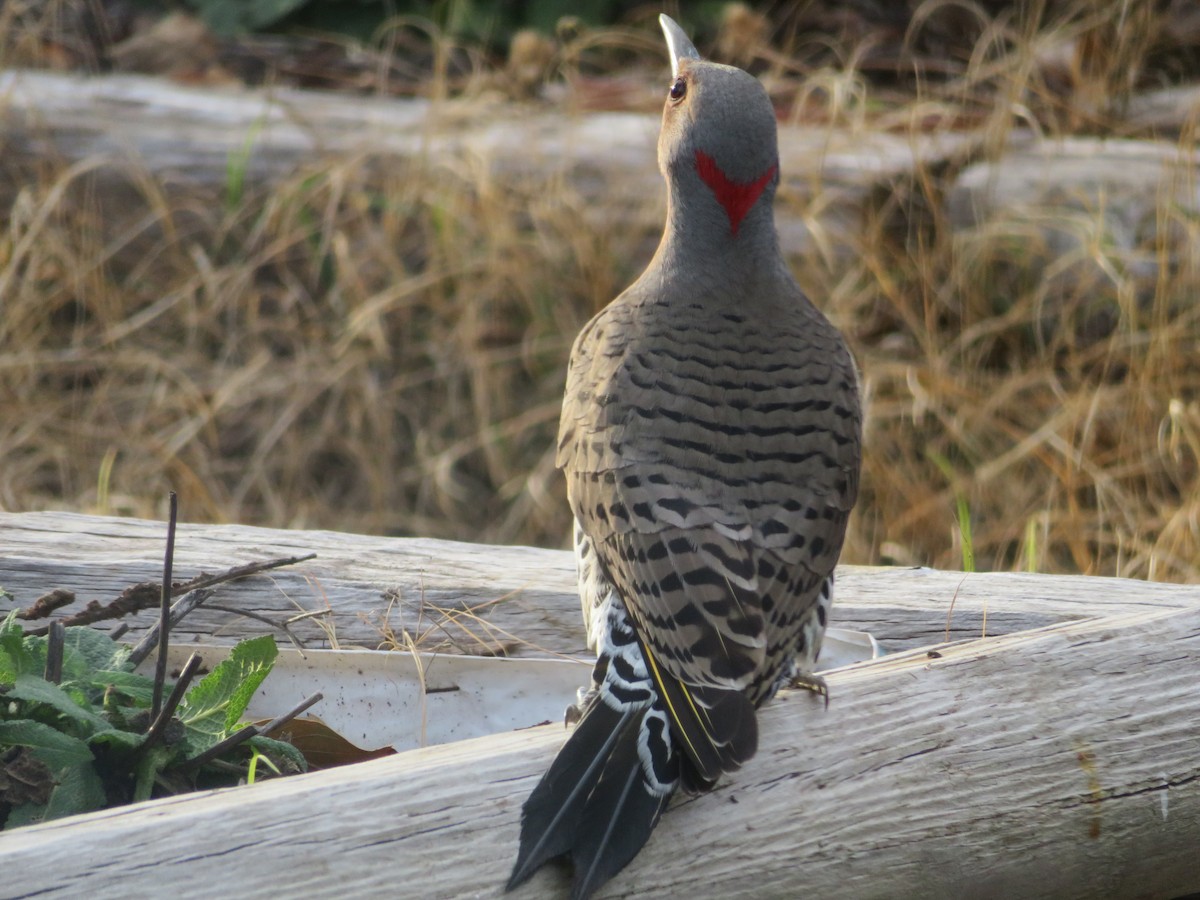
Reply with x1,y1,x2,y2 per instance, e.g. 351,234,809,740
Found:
668,77,687,102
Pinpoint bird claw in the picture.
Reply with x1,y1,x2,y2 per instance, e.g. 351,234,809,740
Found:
564,703,583,727
564,687,594,727
789,672,830,709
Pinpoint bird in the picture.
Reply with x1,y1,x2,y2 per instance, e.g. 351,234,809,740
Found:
507,14,862,899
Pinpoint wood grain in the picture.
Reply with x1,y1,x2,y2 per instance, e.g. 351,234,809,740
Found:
1,603,1196,899
2,511,1196,659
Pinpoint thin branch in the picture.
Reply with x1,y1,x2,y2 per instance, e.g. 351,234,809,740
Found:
203,604,306,651
180,691,323,773
44,621,65,684
152,492,178,719
24,582,161,636
286,609,332,625
944,575,967,643
203,759,248,776
23,552,318,637
257,692,323,738
138,653,202,758
126,588,215,669
167,553,317,595
180,725,259,772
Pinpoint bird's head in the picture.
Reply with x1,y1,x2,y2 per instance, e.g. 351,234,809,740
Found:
656,14,780,239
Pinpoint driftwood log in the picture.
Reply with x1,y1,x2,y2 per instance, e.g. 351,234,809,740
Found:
1,511,1198,897
0,68,970,185
1,511,1197,657
0,69,971,258
0,590,1196,897
5,70,1197,270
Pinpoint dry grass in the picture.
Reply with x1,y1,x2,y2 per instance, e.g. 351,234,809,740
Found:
1,2,1198,582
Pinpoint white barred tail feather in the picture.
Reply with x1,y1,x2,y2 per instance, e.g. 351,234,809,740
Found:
506,601,677,899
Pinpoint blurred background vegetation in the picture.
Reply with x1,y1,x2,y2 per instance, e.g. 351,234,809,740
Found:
1,1,1198,582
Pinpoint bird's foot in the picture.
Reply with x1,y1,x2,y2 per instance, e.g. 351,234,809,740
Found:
789,672,830,709
564,686,596,727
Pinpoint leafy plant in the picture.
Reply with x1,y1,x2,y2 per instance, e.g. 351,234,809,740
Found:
0,614,304,829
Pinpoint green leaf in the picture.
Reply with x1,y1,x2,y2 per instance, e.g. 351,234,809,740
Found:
0,612,34,679
42,761,106,822
7,675,110,733
88,728,145,751
221,644,277,733
4,802,47,830
20,635,48,678
178,636,276,750
0,610,21,643
61,626,126,679
0,647,15,686
249,734,306,774
94,670,157,706
0,720,93,769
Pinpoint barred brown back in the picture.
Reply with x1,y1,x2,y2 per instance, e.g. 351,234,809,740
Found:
558,283,860,706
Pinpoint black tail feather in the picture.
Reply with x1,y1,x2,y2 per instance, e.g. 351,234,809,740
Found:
507,697,676,899
568,710,672,899
648,655,758,791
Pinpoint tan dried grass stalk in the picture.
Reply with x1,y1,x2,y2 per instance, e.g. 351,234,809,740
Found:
1,1,1196,582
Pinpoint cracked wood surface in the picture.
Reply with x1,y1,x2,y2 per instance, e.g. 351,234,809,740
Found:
1,511,1197,658
0,603,1197,899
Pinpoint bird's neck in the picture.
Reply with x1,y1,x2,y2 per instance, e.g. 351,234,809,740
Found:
645,174,787,298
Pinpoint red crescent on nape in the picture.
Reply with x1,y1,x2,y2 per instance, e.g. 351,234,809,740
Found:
694,150,778,236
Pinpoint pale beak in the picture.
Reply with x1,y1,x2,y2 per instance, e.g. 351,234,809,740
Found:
659,14,700,78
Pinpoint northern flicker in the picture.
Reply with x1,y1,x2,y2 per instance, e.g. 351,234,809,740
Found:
507,15,862,899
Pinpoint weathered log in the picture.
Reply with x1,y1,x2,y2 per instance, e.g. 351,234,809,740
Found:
0,602,1196,899
0,69,970,256
946,135,1200,254
1,511,1196,659
1126,83,1200,136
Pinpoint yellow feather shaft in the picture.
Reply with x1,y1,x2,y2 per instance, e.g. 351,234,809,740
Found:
643,646,717,760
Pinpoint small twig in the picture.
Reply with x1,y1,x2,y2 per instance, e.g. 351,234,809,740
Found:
180,691,323,773
16,589,75,621
138,653,202,758
170,553,317,595
44,621,65,684
286,609,330,624
180,725,259,772
126,588,215,669
110,623,129,641
203,604,306,651
257,692,323,738
24,552,319,637
204,759,248,775
152,492,178,720
24,582,161,636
